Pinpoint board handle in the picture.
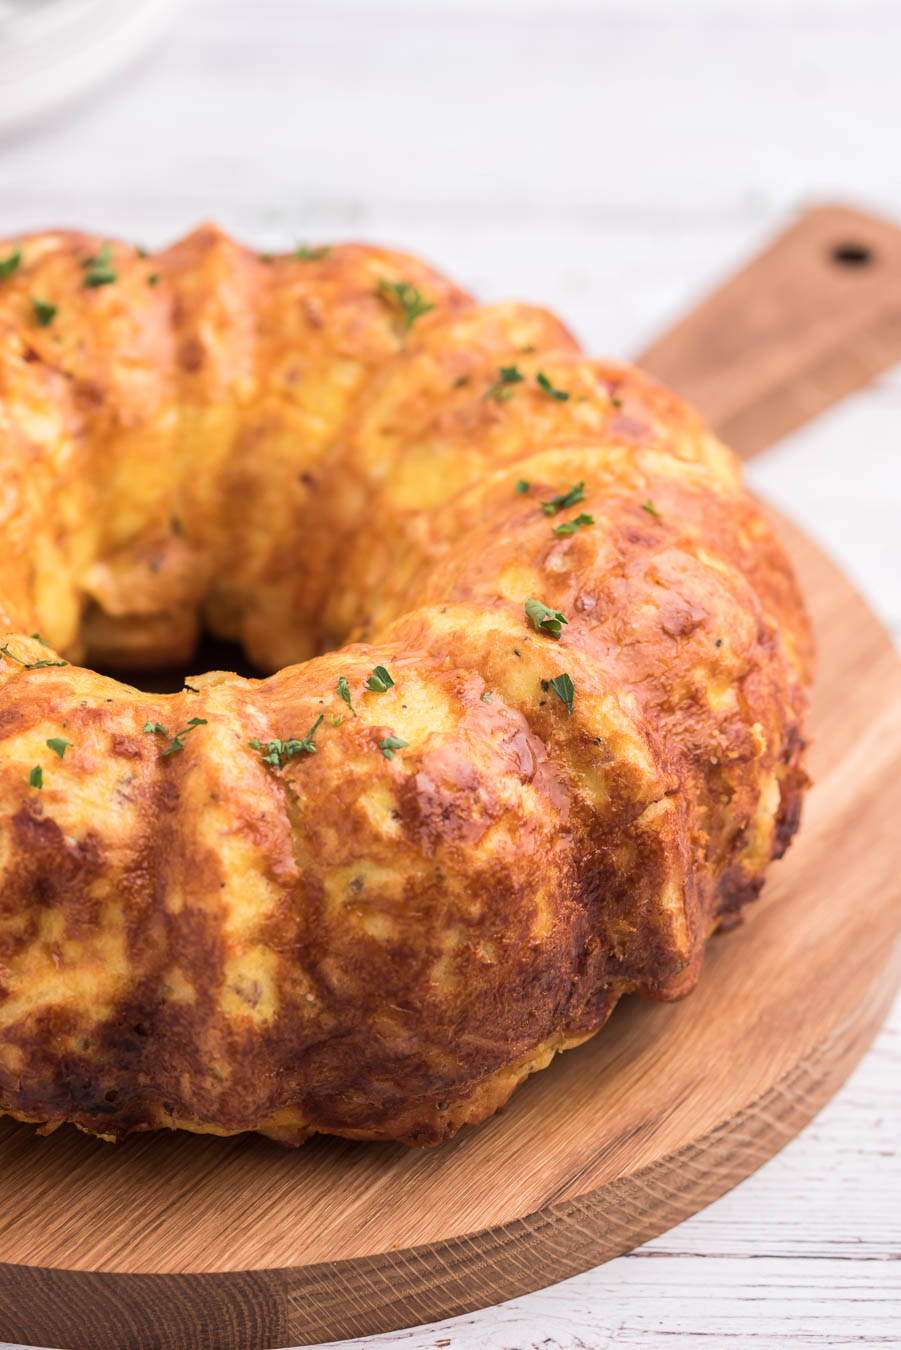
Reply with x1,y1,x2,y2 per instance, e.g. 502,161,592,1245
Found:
636,203,901,459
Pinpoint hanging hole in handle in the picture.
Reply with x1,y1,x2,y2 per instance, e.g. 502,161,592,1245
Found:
831,241,875,267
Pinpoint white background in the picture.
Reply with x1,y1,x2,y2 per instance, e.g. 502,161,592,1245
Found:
0,2,899,1347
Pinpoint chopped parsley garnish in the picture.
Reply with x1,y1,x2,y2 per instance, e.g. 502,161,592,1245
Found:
525,598,568,639
258,252,274,263
84,266,117,288
548,673,575,715
28,765,43,789
249,715,324,768
515,479,530,494
641,499,662,519
144,716,208,757
136,245,149,259
337,675,356,715
365,665,395,693
295,245,331,261
82,244,117,289
46,737,72,758
453,375,470,387
328,714,344,726
147,273,160,286
0,248,21,279
378,278,435,329
536,371,570,401
0,643,67,669
481,690,493,703
0,249,22,280
611,394,624,408
30,632,50,645
485,364,524,401
541,481,586,516
379,734,409,760
553,512,594,536
31,298,57,327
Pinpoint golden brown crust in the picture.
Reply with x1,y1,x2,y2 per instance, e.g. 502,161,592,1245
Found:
0,228,812,1146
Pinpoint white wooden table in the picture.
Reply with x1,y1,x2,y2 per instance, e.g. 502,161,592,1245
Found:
0,2,898,1346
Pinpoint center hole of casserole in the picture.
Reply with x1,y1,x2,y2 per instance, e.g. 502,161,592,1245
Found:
93,633,259,694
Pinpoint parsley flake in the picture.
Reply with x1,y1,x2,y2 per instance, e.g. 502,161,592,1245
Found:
379,734,409,760
145,716,208,757
485,365,524,401
337,675,356,716
641,499,662,519
46,737,72,758
548,673,575,715
366,665,395,693
161,718,208,756
28,765,43,789
541,482,586,516
0,249,21,280
378,278,435,330
31,298,57,327
84,267,117,289
249,715,324,768
536,371,570,401
525,598,568,640
553,512,594,536
82,244,117,289
0,643,67,669
515,479,530,494
147,273,160,286
295,245,331,261
481,690,493,703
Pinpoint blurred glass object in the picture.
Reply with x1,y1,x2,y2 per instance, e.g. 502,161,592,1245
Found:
0,0,174,137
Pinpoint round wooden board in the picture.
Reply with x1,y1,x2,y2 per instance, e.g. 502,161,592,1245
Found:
0,512,899,1350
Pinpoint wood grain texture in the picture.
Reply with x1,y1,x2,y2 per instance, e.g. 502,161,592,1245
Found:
0,205,900,1349
638,204,901,459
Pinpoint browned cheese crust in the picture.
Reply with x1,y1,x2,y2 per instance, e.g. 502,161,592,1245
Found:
0,228,813,1146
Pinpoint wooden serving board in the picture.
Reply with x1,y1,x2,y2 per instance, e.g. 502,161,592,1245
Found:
2,204,901,1350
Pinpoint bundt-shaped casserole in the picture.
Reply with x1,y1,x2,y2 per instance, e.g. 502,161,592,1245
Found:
0,227,812,1146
